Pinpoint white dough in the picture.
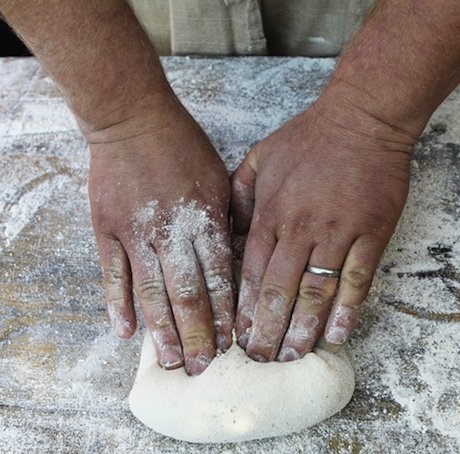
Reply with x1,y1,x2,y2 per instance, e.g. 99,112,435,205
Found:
129,334,355,443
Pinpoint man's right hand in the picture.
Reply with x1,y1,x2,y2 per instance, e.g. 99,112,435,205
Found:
88,95,235,376
0,0,236,376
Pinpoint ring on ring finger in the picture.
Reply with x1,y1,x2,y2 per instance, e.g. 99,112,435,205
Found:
305,264,341,279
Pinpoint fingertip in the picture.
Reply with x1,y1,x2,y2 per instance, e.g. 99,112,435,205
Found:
324,326,349,345
246,348,270,363
324,235,381,345
115,324,136,340
107,304,136,339
235,307,252,349
246,327,278,362
324,304,356,345
185,351,215,376
158,345,184,370
216,331,232,352
277,346,301,362
237,330,250,349
235,276,265,350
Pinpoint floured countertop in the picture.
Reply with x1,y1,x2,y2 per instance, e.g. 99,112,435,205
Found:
0,57,459,453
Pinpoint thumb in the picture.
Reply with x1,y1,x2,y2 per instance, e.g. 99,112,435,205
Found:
231,149,258,234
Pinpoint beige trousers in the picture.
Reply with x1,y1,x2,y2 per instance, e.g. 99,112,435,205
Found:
127,0,375,57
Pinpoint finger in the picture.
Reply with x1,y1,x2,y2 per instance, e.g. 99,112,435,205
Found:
236,217,276,349
129,243,183,370
158,239,216,376
246,237,309,362
324,235,384,345
231,152,257,234
277,239,350,361
277,274,338,361
194,229,235,352
97,236,136,339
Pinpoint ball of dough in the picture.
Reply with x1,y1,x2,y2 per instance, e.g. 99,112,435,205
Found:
129,334,354,443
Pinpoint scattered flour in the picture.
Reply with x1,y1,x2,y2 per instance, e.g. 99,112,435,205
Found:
0,174,70,250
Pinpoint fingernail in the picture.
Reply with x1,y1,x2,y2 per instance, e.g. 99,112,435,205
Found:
185,353,212,376
216,333,231,352
238,331,250,349
247,351,269,362
325,326,348,344
161,348,184,370
277,347,301,362
113,321,132,338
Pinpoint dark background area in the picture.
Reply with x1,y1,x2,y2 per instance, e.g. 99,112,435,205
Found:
0,19,31,56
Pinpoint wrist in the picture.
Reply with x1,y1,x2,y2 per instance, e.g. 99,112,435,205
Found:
310,83,417,156
322,0,460,141
79,82,182,145
326,67,432,140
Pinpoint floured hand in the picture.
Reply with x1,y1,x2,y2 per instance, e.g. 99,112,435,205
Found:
229,0,460,364
88,95,234,375
231,90,415,362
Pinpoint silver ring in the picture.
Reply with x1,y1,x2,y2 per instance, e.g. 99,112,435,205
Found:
305,265,341,278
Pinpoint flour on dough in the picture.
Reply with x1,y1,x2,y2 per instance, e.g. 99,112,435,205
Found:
129,333,354,443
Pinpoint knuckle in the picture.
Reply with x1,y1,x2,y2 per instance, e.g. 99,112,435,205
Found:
103,262,125,285
173,284,201,301
252,214,275,240
106,295,126,308
365,211,395,237
137,278,166,303
153,313,173,331
203,265,229,279
171,285,208,318
182,330,213,349
263,283,288,298
342,267,373,289
324,219,340,231
298,282,332,306
284,217,308,239
261,285,292,311
203,267,233,293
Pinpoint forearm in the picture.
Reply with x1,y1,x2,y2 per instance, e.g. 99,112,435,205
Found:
325,0,460,138
0,0,173,139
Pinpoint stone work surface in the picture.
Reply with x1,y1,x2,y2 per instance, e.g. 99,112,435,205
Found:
0,57,458,453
